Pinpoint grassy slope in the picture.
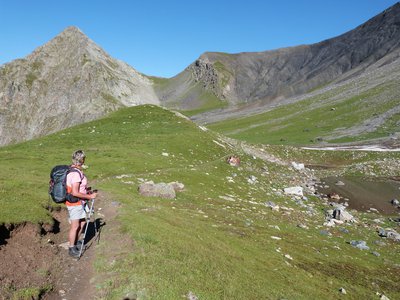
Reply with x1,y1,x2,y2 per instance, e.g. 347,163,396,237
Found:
208,82,400,145
150,73,228,115
1,105,399,299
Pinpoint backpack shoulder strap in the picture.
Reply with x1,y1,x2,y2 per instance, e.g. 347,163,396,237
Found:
68,166,84,182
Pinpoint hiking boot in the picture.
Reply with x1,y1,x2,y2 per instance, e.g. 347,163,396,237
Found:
75,240,84,251
68,246,80,258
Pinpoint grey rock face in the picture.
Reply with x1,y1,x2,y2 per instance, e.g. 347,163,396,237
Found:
0,26,158,146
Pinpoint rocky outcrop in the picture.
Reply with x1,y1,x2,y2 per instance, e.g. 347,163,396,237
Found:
190,59,219,93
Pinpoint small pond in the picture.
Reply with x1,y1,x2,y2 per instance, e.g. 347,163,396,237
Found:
317,176,400,215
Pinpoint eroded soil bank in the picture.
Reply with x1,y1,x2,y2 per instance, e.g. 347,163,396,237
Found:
0,196,117,300
0,208,64,299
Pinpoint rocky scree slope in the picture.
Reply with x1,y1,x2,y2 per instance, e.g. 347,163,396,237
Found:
157,3,400,110
0,26,158,146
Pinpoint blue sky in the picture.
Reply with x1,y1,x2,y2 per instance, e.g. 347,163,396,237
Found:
0,0,398,78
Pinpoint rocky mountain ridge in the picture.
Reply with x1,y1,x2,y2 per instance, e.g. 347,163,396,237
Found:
1,3,400,146
158,2,400,109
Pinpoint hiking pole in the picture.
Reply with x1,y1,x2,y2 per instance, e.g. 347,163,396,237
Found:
78,197,96,259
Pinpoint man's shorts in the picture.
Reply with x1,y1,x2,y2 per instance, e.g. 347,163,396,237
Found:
67,205,86,220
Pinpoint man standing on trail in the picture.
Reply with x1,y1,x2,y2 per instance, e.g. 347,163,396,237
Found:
66,150,98,258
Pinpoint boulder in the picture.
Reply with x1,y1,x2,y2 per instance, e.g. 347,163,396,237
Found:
284,186,303,197
377,228,400,242
138,181,176,199
333,208,355,222
350,240,369,250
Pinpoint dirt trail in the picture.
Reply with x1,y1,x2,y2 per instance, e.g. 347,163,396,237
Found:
0,194,121,300
44,195,118,299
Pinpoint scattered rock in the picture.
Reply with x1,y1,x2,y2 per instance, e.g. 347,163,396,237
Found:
374,240,386,246
335,181,345,186
373,218,385,224
265,201,280,211
333,208,355,222
339,287,347,294
297,224,309,230
378,228,400,242
284,254,293,260
291,161,305,171
123,293,137,300
187,291,198,300
247,175,257,184
371,251,380,257
324,206,355,227
219,195,236,202
349,240,369,250
319,230,331,236
328,192,340,200
284,186,303,197
390,198,399,206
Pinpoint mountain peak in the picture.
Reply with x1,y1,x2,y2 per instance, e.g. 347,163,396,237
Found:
57,26,89,42
61,25,84,34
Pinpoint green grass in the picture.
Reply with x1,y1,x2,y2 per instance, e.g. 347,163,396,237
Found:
332,111,400,143
1,105,399,299
26,72,37,89
180,90,228,116
208,83,399,145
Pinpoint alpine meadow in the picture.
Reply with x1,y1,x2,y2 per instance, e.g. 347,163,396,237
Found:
1,3,400,300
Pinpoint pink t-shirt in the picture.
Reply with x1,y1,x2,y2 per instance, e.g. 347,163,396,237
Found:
66,168,87,206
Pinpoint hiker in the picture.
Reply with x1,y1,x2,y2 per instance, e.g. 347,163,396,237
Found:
66,150,98,257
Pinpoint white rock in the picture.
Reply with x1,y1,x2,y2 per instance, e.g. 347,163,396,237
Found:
291,161,305,170
284,186,304,197
284,254,293,260
198,126,208,131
